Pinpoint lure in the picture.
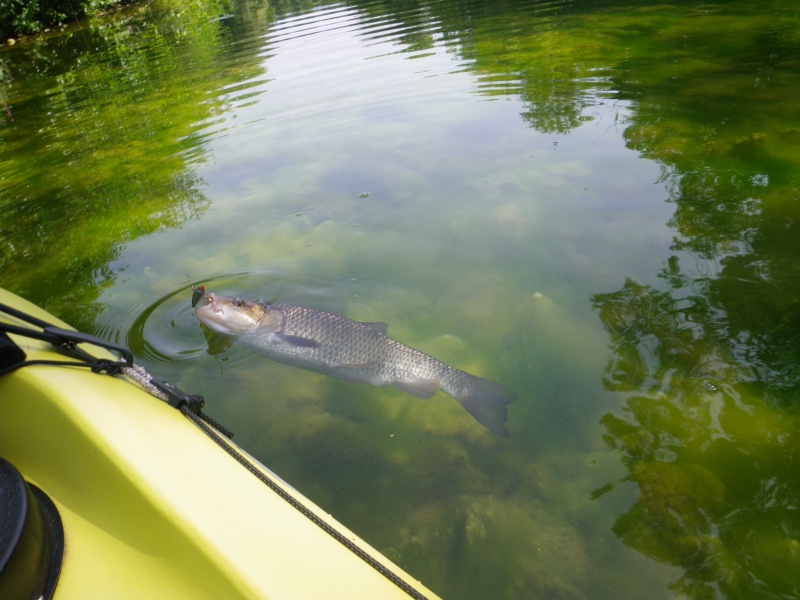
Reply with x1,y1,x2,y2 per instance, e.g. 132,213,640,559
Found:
191,285,206,308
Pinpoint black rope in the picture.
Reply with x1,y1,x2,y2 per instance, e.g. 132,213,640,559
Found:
180,405,430,600
194,409,234,439
0,302,134,372
0,358,121,378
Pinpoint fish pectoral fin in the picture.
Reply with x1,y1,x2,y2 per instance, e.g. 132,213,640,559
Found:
273,333,321,348
359,321,389,335
395,379,441,399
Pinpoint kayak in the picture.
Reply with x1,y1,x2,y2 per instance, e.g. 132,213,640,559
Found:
0,287,438,600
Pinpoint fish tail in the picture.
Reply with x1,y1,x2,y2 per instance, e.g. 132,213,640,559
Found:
445,371,517,437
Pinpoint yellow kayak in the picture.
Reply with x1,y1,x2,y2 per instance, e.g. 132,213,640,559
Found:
0,287,438,600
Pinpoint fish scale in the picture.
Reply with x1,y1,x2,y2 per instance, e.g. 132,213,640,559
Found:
270,304,447,384
195,291,517,436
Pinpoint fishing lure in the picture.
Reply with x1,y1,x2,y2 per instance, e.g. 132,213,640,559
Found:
191,285,206,308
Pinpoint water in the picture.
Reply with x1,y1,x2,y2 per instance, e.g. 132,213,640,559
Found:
3,0,800,598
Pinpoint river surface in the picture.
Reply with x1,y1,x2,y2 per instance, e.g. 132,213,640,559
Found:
3,0,800,598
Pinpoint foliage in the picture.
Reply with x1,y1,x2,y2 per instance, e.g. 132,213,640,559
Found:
0,0,133,39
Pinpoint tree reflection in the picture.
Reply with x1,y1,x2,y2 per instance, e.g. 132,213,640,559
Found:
0,0,268,328
561,1,800,597
589,10,800,592
593,272,800,598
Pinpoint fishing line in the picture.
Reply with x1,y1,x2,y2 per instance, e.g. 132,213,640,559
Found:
61,0,91,50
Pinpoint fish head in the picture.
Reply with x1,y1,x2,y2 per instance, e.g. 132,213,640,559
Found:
194,292,267,337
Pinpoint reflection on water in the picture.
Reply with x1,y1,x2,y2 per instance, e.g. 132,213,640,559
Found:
3,0,800,598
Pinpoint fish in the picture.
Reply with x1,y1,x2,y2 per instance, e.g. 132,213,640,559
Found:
193,288,517,436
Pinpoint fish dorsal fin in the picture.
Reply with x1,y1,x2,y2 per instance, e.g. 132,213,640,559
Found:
395,379,441,399
360,321,388,335
273,333,320,348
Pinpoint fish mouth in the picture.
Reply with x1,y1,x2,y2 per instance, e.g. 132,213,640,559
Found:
194,293,225,320
197,292,221,312
194,293,234,334
194,292,263,336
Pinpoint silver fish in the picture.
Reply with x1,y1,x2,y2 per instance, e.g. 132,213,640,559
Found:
194,290,516,436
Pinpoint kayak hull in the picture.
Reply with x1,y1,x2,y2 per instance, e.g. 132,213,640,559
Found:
0,288,437,600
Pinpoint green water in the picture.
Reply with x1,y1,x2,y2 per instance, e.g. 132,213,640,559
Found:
3,0,800,598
